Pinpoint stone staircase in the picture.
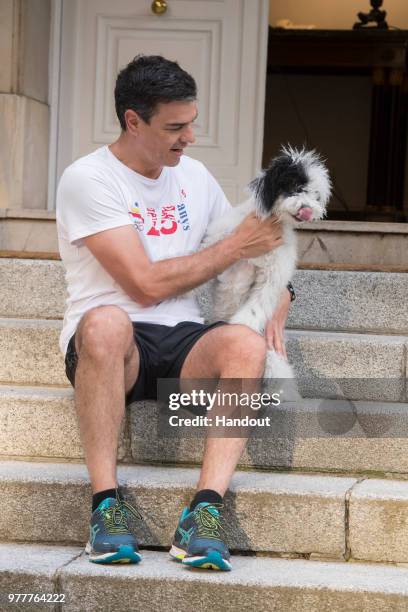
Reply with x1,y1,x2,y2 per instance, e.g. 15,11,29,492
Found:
1,257,408,610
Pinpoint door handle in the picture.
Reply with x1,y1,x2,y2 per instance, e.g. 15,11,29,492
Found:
151,0,167,15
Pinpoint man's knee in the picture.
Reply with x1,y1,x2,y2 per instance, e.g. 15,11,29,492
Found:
218,324,267,370
76,306,133,357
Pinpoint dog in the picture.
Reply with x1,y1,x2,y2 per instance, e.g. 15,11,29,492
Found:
198,145,332,390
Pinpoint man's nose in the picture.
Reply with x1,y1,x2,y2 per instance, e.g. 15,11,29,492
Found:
180,125,195,145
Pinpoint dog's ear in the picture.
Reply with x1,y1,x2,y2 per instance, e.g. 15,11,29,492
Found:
249,154,308,213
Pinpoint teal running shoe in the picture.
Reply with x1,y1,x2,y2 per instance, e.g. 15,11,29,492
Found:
85,495,142,564
169,502,231,571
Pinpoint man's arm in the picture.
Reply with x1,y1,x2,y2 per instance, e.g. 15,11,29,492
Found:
83,212,283,307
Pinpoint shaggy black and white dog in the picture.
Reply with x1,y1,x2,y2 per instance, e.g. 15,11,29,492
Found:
200,145,332,382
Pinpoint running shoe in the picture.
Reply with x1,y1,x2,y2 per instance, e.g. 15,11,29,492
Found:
85,494,142,564
169,502,231,571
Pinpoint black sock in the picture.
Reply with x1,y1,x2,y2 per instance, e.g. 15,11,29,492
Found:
189,489,223,511
92,488,120,513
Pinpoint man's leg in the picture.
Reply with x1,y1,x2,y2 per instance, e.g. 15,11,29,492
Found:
180,323,266,494
74,305,140,493
170,324,266,569
74,305,143,564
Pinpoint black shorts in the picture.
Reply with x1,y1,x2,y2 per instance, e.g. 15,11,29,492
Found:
65,320,227,404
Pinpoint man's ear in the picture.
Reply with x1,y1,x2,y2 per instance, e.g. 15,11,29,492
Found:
124,109,142,134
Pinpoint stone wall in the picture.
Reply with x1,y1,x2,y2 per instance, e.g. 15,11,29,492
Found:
0,0,51,209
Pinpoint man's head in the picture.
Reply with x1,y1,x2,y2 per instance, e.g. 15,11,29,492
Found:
115,55,197,129
114,55,198,174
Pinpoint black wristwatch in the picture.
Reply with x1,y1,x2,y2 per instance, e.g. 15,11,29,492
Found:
287,282,296,302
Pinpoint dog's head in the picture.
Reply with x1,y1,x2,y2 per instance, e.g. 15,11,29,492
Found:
249,145,332,223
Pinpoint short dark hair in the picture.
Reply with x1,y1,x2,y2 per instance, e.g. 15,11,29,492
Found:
114,55,197,130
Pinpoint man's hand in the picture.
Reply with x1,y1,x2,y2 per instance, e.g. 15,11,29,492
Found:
265,288,292,358
232,212,283,260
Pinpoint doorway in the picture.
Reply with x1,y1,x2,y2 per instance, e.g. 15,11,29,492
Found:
262,27,408,222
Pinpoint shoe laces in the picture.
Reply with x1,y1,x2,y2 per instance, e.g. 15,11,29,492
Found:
99,493,143,535
194,503,225,540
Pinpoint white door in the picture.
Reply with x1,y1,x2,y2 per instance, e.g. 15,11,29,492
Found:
55,0,269,205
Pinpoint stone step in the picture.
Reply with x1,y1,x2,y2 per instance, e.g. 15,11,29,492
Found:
349,478,408,563
0,460,355,559
286,329,406,402
199,268,408,335
1,258,407,333
0,258,66,319
2,213,408,268
0,209,59,256
3,385,408,475
1,319,406,400
297,220,408,269
0,318,65,385
2,460,408,564
287,269,408,334
1,544,408,612
131,398,408,476
0,386,129,461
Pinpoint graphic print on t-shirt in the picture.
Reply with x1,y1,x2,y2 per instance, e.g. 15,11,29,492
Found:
129,189,190,236
129,203,144,231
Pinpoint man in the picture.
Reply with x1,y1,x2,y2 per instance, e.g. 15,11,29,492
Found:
57,55,291,571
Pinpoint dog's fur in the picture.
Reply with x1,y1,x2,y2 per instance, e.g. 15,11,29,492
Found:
200,145,332,384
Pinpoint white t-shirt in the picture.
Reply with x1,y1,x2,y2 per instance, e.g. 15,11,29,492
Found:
56,146,231,354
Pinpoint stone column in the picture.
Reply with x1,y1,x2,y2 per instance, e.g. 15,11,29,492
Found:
0,0,51,210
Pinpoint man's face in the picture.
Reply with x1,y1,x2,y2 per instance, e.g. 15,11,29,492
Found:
131,100,197,171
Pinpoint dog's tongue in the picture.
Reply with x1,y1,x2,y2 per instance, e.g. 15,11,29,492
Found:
297,206,313,221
